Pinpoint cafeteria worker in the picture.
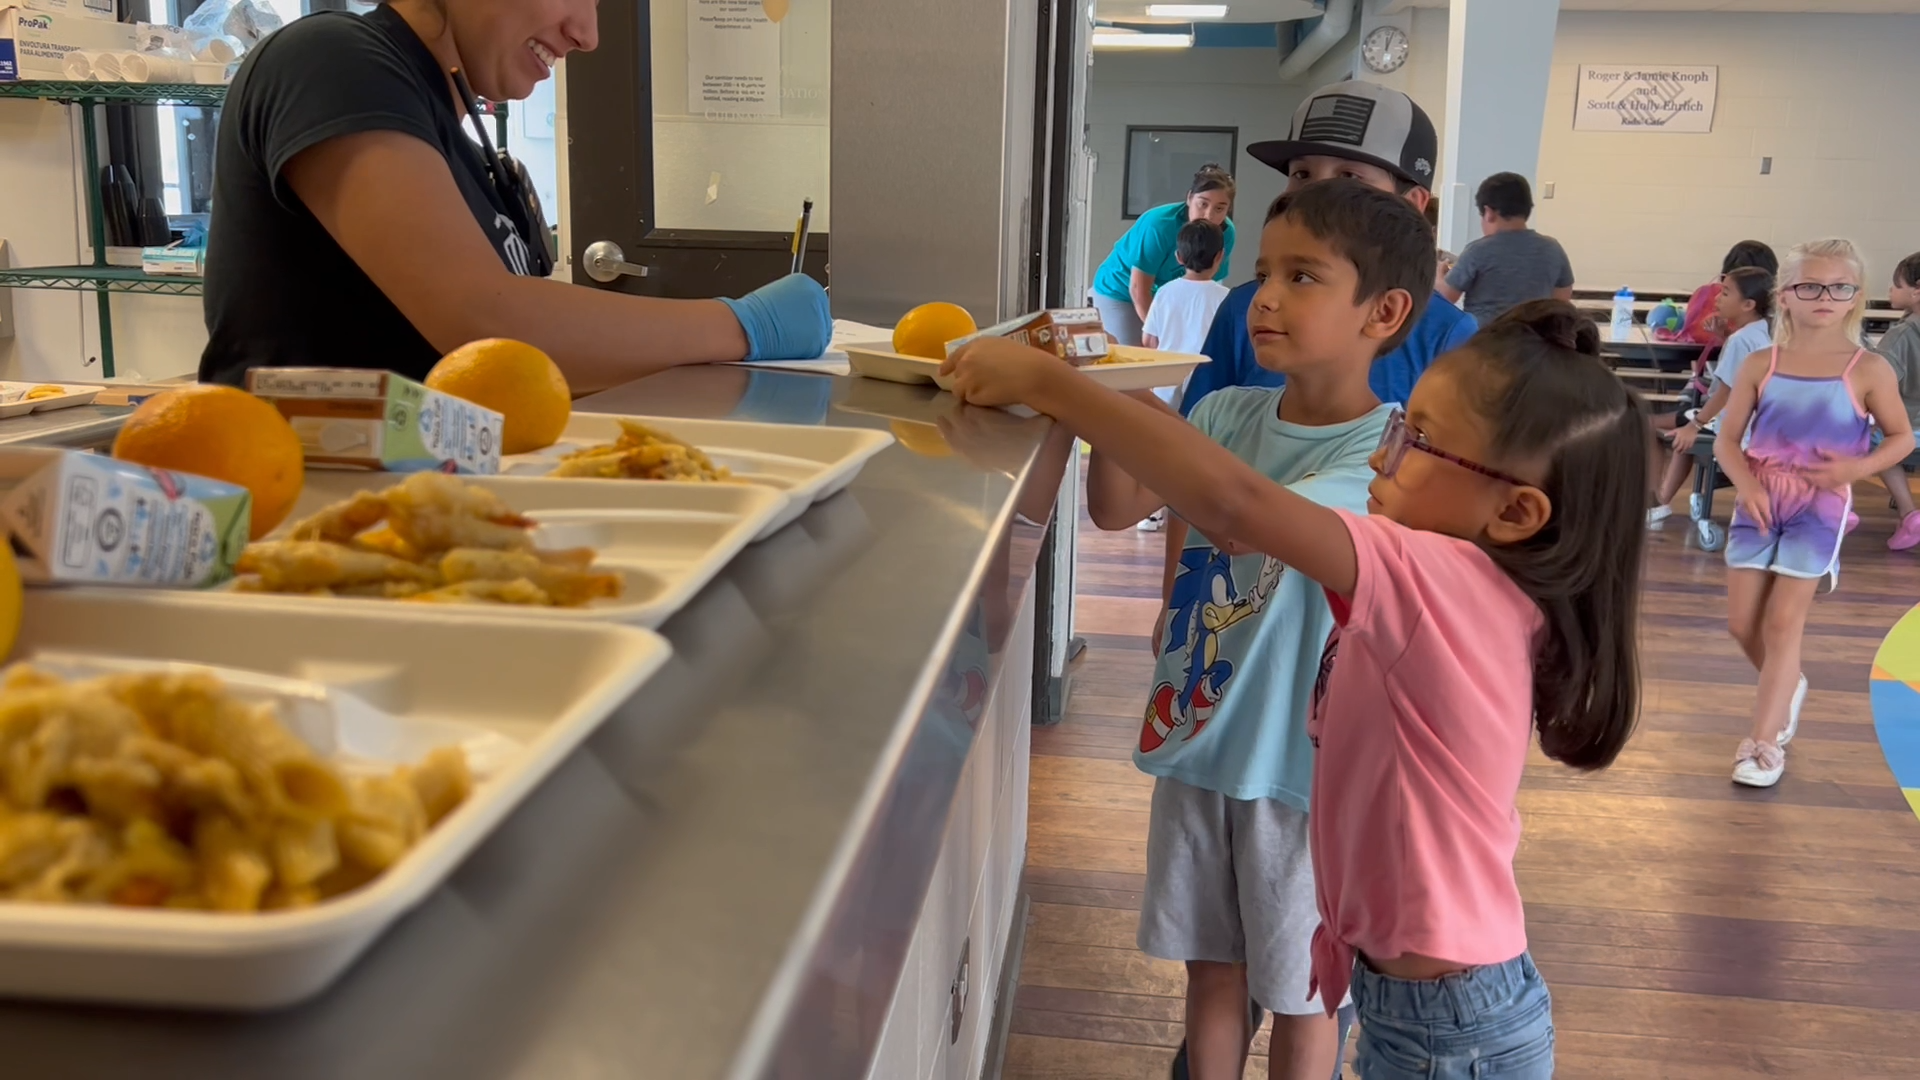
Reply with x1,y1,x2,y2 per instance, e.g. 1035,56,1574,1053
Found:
1088,164,1235,346
198,0,830,394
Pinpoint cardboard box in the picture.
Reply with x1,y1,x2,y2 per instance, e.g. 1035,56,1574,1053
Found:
140,244,202,276
0,449,250,587
21,0,113,22
947,308,1110,364
246,368,504,475
0,7,139,81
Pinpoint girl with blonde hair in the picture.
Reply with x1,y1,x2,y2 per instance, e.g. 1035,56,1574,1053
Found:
1714,239,1915,786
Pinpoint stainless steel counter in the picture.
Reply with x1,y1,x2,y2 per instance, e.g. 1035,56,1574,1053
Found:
0,403,133,449
0,367,1069,1080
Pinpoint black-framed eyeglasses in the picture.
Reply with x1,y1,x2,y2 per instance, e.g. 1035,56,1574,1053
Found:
1786,282,1860,302
1375,408,1529,487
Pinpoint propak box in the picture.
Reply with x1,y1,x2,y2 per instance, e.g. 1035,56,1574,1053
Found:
21,0,113,23
247,368,504,474
0,7,138,80
0,449,250,587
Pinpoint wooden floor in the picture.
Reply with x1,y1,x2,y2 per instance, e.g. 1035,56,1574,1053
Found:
1003,483,1920,1080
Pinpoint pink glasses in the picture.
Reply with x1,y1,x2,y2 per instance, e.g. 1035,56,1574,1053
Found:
1375,408,1529,487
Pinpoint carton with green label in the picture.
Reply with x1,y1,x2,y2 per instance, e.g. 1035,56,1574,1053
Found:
247,368,504,474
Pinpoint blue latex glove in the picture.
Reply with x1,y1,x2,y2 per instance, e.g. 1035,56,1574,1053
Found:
719,273,831,362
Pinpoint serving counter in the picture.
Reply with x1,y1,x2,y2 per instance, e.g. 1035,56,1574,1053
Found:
0,366,1071,1080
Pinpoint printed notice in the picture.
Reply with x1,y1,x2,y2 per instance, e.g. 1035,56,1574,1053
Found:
687,0,782,117
1575,65,1718,133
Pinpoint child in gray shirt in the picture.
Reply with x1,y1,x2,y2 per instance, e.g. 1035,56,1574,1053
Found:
1442,173,1575,325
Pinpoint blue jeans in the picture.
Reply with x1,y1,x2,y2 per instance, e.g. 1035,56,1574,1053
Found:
1350,953,1554,1079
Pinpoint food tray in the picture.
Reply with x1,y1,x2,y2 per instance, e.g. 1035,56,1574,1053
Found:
197,473,786,629
0,589,670,1009
0,382,101,419
499,414,894,539
843,343,949,386
844,342,1210,394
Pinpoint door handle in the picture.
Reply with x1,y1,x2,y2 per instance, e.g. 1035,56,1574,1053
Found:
582,240,650,284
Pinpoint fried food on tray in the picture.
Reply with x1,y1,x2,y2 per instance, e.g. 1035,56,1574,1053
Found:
25,385,67,401
238,542,438,592
235,473,621,608
0,665,471,912
548,418,733,482
1090,347,1155,366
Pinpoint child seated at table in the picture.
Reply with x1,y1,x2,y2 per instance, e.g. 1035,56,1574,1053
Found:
1876,252,1920,551
1650,268,1772,526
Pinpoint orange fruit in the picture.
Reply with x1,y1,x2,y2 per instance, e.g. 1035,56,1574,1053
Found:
893,302,978,360
425,339,571,455
112,385,305,540
0,543,20,662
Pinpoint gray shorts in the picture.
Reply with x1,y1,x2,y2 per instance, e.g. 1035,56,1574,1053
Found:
1137,776,1338,1015
1091,292,1145,347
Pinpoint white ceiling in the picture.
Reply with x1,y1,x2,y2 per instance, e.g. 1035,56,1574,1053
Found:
1097,0,1920,19
1396,0,1920,11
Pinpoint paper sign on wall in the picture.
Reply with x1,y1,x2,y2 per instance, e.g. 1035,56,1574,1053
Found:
1574,65,1718,133
687,0,782,118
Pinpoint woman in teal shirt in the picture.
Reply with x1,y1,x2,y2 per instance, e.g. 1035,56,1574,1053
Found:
1092,164,1236,345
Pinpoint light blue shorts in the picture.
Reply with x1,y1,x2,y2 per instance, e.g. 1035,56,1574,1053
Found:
1351,952,1554,1080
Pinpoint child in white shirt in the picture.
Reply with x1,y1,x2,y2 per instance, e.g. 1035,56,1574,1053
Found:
1137,220,1233,530
1143,220,1231,355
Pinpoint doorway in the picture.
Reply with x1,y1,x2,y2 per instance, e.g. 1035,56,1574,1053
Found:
562,0,828,300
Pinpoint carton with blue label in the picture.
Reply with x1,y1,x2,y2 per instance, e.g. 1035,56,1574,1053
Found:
0,449,250,587
246,368,503,475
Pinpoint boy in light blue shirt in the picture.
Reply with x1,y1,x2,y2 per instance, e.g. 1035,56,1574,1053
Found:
1079,180,1437,1080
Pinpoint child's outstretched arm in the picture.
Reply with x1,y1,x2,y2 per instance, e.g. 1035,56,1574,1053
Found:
943,338,1360,597
1806,354,1915,489
1086,391,1180,530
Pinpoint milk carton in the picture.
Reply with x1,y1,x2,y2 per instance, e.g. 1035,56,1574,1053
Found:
0,449,251,587
947,308,1111,364
246,368,504,474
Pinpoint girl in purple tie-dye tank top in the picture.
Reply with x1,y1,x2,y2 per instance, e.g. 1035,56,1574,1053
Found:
1714,239,1915,788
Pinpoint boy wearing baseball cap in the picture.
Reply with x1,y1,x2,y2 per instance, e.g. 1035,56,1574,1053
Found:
1186,80,1475,416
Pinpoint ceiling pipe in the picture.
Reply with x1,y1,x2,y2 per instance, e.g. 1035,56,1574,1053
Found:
1275,0,1355,81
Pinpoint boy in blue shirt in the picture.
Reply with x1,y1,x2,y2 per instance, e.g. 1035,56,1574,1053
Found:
1071,181,1437,1080
1183,80,1475,414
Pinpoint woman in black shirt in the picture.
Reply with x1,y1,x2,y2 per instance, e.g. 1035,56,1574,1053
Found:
200,0,828,391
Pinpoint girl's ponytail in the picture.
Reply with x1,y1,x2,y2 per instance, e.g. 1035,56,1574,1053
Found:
1458,300,1650,770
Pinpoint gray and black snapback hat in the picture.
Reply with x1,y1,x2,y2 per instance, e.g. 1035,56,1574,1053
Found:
1248,80,1438,191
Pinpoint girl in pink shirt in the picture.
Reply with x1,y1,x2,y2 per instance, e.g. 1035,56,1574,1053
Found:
944,300,1649,1079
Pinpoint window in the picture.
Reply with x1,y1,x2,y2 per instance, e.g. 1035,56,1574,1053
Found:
148,1,563,234
154,1,369,215
1122,126,1237,220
